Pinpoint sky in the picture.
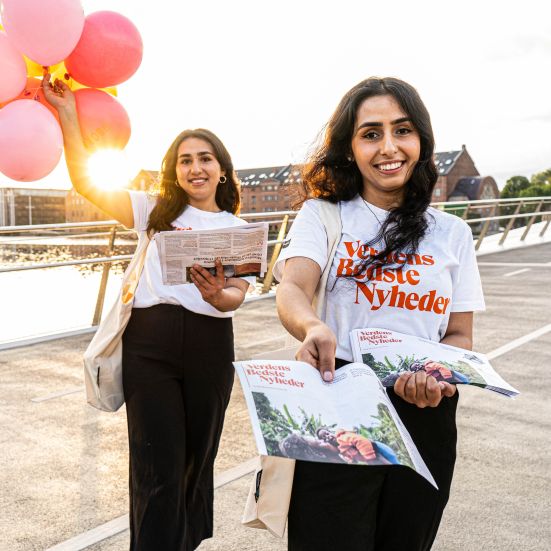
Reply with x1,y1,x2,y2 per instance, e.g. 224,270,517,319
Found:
1,0,550,190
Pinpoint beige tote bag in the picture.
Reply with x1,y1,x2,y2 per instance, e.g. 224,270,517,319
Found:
241,200,342,537
83,232,150,412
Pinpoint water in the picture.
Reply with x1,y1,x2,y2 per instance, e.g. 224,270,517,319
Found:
0,264,125,344
0,240,272,344
0,239,133,344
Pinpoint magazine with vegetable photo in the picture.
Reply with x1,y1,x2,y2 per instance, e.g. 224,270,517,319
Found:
349,328,519,397
233,359,437,487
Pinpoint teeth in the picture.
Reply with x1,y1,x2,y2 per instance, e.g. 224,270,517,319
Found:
378,162,402,171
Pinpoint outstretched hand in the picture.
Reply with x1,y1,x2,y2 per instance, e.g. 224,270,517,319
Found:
295,322,337,382
42,73,76,112
190,258,226,307
393,370,457,408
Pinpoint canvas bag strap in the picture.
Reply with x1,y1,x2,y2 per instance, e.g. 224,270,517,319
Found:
121,231,151,305
312,200,342,319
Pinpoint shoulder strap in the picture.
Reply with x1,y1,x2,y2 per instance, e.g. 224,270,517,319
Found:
121,231,151,304
312,201,342,319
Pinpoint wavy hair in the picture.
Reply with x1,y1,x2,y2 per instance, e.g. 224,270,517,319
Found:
147,128,240,235
300,77,438,273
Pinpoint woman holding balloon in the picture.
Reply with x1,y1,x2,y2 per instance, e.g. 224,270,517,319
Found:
43,75,251,551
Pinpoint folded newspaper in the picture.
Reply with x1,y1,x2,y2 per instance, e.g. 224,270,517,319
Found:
234,359,437,487
350,328,519,397
154,222,268,285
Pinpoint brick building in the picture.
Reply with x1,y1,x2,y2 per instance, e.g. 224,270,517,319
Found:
433,145,499,202
0,188,68,226
236,165,301,214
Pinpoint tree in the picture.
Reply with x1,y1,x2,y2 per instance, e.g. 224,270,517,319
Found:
530,169,551,187
499,176,531,223
500,175,530,199
520,183,551,198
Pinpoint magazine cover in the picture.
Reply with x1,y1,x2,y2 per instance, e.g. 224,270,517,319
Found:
350,328,519,397
234,359,437,487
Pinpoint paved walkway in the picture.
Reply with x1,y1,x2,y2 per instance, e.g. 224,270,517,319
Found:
1,244,551,550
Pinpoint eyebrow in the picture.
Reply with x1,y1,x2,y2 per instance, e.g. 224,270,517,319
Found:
356,117,412,131
178,151,213,158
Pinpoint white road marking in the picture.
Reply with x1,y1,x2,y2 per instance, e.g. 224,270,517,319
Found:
503,268,531,277
477,262,551,267
486,323,551,360
31,387,84,403
44,458,259,551
45,322,551,550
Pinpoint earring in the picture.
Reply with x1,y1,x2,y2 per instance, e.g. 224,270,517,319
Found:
174,179,180,188
346,155,354,162
219,175,227,184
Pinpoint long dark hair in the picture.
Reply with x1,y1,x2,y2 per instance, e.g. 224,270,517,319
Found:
147,128,240,235
301,77,438,273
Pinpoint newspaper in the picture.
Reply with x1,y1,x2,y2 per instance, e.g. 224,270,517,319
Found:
234,359,437,487
350,328,519,397
154,222,269,285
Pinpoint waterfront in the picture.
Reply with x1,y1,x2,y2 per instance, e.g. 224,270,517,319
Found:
0,238,134,343
0,239,273,344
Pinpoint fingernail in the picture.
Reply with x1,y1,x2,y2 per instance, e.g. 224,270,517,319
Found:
322,371,333,382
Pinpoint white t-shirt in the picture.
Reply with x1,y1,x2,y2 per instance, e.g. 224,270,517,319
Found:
129,190,254,318
274,195,485,361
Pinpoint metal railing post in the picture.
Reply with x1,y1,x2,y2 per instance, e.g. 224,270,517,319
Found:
92,226,117,326
475,205,496,250
499,200,523,245
261,214,289,294
539,214,551,237
521,199,544,241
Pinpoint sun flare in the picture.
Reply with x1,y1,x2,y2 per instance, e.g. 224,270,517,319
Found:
87,150,133,190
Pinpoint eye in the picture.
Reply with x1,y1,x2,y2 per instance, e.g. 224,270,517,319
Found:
362,130,380,140
180,158,191,165
396,126,414,136
200,155,213,163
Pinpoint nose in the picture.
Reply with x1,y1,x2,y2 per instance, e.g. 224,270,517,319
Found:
190,158,202,173
380,131,398,156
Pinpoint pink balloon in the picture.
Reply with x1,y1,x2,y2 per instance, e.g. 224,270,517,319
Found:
1,0,85,66
0,32,26,102
65,11,143,88
0,100,63,182
74,88,131,151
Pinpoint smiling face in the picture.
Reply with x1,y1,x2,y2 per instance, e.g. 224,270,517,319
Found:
175,137,225,211
350,94,421,209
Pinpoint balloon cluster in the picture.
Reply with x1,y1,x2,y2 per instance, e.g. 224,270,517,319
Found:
0,0,143,181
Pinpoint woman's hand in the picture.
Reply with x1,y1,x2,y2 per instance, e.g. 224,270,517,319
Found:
393,370,457,408
190,258,226,306
42,74,76,114
296,322,337,382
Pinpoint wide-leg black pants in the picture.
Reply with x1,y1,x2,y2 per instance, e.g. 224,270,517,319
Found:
288,360,459,551
122,304,235,551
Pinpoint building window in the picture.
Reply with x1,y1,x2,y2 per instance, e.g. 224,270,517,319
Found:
434,189,441,197
251,196,256,203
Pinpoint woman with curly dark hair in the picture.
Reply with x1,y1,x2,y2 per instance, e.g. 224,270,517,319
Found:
274,77,485,550
43,76,251,550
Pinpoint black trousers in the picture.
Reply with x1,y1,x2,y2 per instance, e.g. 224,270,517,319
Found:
122,304,235,551
288,360,459,551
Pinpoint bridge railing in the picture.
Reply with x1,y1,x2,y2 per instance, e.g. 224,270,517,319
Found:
1,196,550,328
